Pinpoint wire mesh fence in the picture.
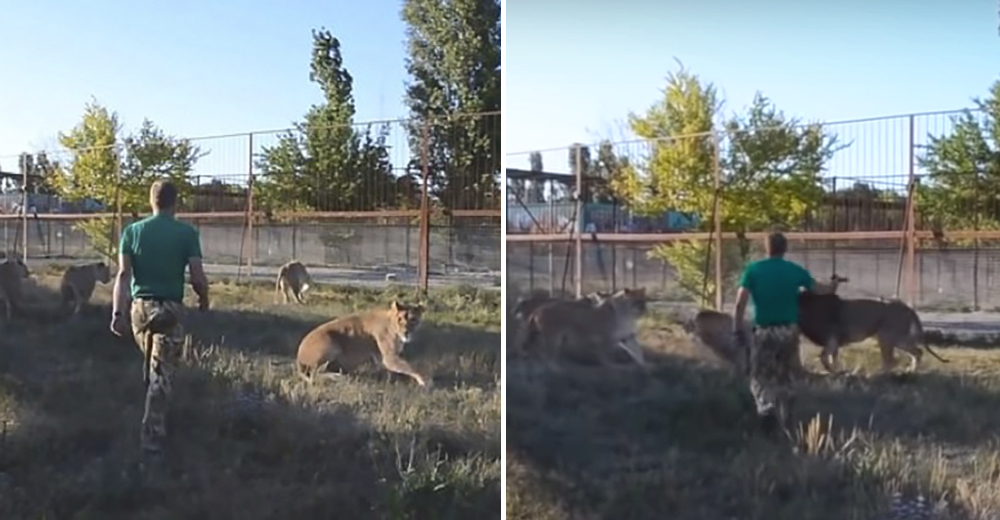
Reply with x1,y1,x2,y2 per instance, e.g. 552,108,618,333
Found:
0,112,501,290
506,107,1000,311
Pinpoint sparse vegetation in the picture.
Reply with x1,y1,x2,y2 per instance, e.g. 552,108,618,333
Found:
506,306,1000,519
0,270,500,519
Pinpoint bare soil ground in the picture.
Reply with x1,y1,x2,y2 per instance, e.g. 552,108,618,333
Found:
0,265,500,519
506,307,1000,520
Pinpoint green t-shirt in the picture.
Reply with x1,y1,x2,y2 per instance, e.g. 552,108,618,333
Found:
120,213,203,303
738,257,815,327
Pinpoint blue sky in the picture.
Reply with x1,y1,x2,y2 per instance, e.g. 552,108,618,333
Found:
505,0,1000,184
0,0,414,179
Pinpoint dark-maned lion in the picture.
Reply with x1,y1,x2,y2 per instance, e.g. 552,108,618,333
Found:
798,292,949,374
60,261,112,316
686,279,949,376
513,287,648,370
295,300,430,387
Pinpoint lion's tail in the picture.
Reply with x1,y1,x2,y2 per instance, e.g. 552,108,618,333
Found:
914,319,949,364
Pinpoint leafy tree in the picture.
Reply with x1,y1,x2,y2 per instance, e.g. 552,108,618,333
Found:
611,65,843,303
401,0,501,210
51,101,204,260
255,29,396,216
526,151,545,203
917,80,1000,239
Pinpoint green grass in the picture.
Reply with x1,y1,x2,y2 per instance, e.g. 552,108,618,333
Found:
506,308,1000,520
0,269,500,519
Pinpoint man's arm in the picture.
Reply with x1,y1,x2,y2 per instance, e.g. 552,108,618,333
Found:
800,266,837,294
733,267,752,331
187,229,209,308
112,227,133,318
112,253,132,318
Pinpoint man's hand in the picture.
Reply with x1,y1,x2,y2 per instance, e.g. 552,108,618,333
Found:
110,312,128,337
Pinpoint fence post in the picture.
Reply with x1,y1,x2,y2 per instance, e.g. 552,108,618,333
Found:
713,132,723,311
21,163,27,264
905,114,917,307
574,145,583,298
418,119,432,294
112,146,122,261
831,176,838,275
974,169,981,311
237,132,254,283
247,133,255,278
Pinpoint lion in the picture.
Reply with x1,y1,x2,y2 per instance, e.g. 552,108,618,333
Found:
60,261,112,316
511,290,612,323
295,300,430,387
685,278,949,376
798,292,949,374
0,258,30,320
512,287,648,370
683,309,755,376
275,260,312,304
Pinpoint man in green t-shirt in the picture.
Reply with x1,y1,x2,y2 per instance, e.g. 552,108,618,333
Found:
733,232,836,434
110,179,211,456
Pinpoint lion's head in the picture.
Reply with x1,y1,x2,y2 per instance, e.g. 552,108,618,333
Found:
93,261,112,284
390,300,425,344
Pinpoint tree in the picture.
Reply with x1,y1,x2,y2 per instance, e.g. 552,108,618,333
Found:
255,29,397,215
611,64,843,303
51,101,204,260
401,0,501,211
917,80,1000,238
526,151,545,203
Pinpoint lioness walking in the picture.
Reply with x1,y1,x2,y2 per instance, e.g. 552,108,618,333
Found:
733,232,837,434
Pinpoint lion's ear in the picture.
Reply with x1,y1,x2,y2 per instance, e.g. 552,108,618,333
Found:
390,300,401,311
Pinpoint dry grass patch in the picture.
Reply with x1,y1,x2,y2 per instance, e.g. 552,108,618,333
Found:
0,272,499,519
507,309,1000,520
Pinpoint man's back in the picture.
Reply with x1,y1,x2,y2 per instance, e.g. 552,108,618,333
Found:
122,214,201,303
740,257,813,327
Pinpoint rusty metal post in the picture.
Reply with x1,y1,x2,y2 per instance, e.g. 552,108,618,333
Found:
247,132,256,279
713,133,723,311
418,120,432,294
974,169,981,311
831,176,837,276
574,145,583,298
21,162,27,264
236,133,253,283
905,115,917,307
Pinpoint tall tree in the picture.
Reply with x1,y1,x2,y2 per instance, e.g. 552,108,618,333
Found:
402,0,501,211
918,80,1000,236
52,101,204,259
611,65,843,303
255,29,396,215
526,151,545,203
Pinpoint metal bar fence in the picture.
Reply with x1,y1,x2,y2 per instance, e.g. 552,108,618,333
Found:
505,108,1000,312
0,112,502,292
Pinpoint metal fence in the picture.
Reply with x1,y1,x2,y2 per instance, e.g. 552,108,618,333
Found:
506,108,1000,311
0,112,502,291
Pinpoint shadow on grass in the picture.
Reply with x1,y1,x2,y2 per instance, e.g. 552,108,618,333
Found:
506,349,993,519
0,283,499,519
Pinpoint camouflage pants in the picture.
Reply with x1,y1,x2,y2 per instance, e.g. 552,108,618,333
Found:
749,324,800,423
130,299,186,454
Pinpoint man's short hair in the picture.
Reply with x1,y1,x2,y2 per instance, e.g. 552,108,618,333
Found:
767,232,788,257
150,179,178,210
